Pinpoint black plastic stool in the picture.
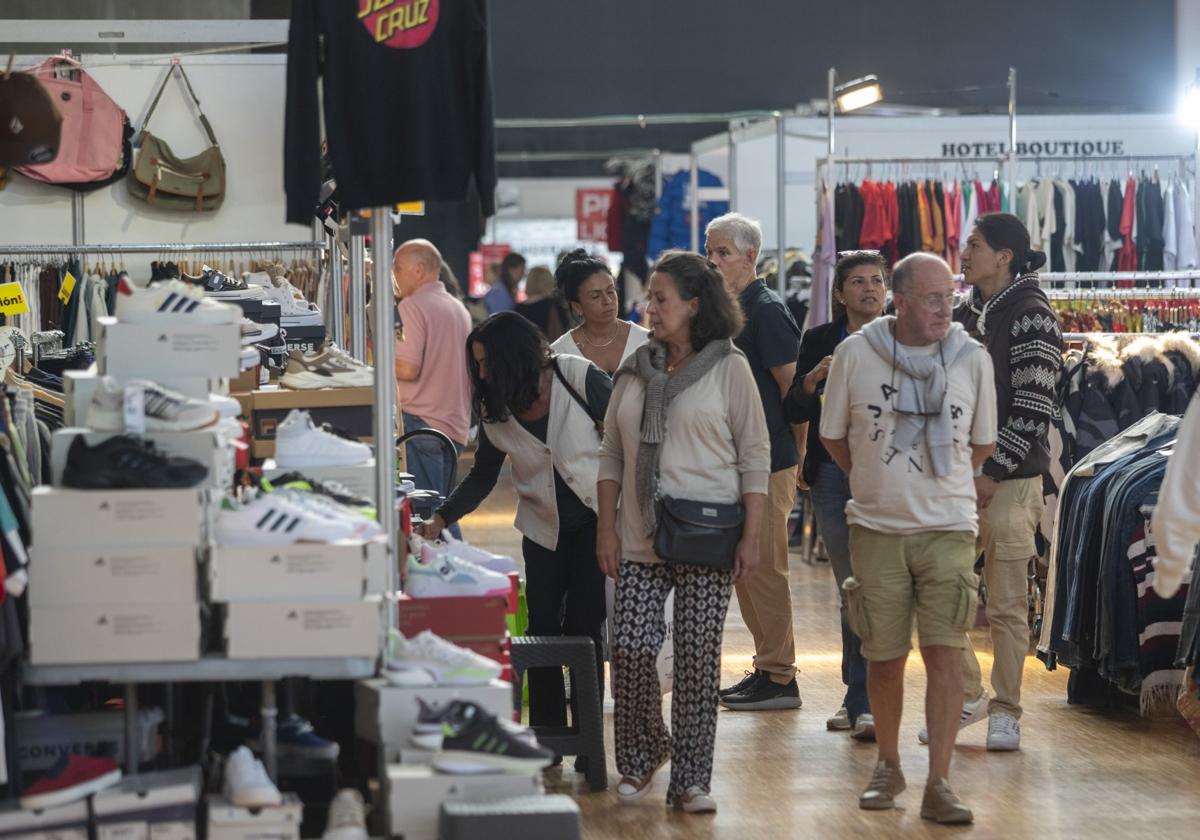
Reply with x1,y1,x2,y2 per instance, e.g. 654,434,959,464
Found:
510,636,608,791
439,795,581,839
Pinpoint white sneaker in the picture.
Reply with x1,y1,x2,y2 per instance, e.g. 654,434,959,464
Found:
442,536,519,574
224,746,281,808
215,494,361,545
407,545,512,598
986,712,1020,751
385,629,503,686
88,376,220,432
851,713,877,742
674,785,717,814
322,789,368,840
281,345,373,389
210,393,243,419
241,318,280,345
115,277,240,325
261,276,323,326
274,409,371,468
271,487,382,539
826,706,851,731
918,692,988,745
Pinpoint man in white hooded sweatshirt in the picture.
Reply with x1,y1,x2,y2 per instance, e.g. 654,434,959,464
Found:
820,253,996,824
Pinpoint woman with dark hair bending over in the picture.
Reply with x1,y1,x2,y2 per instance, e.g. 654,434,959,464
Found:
598,251,769,813
418,312,612,745
551,249,649,374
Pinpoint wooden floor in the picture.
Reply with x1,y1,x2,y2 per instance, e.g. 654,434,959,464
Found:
458,462,1200,839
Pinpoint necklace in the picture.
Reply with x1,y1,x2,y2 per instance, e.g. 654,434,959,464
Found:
577,321,621,349
667,349,696,373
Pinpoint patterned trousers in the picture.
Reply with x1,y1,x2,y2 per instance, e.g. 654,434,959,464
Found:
612,558,733,802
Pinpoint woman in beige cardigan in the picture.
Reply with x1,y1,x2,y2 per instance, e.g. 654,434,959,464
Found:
597,251,770,814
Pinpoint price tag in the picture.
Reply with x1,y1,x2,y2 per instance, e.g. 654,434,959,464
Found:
123,384,146,433
0,282,28,316
395,201,426,216
58,270,77,304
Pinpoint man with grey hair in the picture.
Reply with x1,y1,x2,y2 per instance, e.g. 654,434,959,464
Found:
706,212,805,711
820,252,996,823
393,238,473,531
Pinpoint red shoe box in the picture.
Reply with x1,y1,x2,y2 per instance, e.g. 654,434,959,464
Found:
397,593,508,639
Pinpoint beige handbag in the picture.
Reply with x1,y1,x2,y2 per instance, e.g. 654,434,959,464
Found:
127,63,225,211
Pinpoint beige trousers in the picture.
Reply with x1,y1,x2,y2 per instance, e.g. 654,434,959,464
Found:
733,466,798,684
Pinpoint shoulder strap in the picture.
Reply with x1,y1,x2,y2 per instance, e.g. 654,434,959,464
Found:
142,63,219,147
551,356,603,435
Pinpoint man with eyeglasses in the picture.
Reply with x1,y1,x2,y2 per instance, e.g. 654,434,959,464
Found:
820,253,996,824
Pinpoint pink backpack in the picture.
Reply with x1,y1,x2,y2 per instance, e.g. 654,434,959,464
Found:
14,55,127,185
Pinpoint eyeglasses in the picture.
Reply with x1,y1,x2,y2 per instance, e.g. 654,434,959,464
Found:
837,249,881,258
890,331,948,417
899,292,958,312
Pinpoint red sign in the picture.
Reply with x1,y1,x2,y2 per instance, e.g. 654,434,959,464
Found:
358,0,440,50
576,188,612,243
468,243,512,298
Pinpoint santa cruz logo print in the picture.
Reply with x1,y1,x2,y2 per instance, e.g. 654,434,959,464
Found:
358,0,440,49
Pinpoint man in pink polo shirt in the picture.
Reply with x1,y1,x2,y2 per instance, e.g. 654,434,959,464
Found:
393,239,474,533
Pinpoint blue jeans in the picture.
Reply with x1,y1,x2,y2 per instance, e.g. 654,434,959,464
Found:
402,412,465,539
808,460,870,722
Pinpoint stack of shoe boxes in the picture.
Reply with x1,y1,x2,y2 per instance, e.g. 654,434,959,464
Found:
29,312,242,666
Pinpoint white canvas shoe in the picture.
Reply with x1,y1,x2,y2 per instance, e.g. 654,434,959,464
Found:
322,789,368,840
215,494,361,545
223,746,281,808
385,629,503,686
88,376,220,432
407,545,512,598
260,276,323,326
274,409,371,468
115,277,240,325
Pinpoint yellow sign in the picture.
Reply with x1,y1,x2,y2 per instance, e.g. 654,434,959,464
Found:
0,282,29,317
395,201,426,216
58,270,77,305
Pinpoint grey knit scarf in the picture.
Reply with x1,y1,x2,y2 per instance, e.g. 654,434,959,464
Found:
614,337,734,535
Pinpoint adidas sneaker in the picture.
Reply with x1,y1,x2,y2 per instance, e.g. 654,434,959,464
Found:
268,486,383,539
63,435,209,489
274,409,371,468
88,376,220,432
281,345,373,390
214,494,361,545
115,277,240,325
410,700,553,774
441,536,519,575
407,545,511,598
385,629,503,687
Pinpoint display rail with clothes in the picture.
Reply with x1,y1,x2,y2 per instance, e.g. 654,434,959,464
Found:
1045,288,1200,334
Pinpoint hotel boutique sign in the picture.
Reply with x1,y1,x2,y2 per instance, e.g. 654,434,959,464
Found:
940,140,1127,158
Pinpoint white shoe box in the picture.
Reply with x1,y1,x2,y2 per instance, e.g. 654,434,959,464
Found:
364,540,392,595
261,458,378,504
98,316,241,379
49,429,227,490
384,765,542,840
224,597,382,659
32,486,209,549
16,707,163,773
0,798,88,839
93,766,201,840
354,678,514,748
207,794,302,840
30,544,198,607
208,543,369,602
30,603,201,665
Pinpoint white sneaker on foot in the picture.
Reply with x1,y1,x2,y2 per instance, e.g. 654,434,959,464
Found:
986,711,1020,751
674,785,717,814
274,409,371,468
851,713,876,742
224,746,281,808
826,705,851,731
918,692,988,745
322,788,368,840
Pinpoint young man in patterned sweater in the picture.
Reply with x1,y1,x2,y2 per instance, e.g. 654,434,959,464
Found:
944,213,1063,751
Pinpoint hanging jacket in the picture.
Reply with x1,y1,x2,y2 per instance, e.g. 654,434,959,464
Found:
647,168,728,259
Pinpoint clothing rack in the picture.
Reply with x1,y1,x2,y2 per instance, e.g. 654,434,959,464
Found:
0,241,325,255
1038,271,1200,285
1062,332,1200,341
1044,287,1200,299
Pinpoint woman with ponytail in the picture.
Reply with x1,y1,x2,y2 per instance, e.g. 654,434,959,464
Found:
939,212,1062,753
551,249,649,374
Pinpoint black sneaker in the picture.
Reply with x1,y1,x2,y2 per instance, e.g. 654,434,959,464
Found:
719,669,764,698
270,472,373,510
182,267,263,301
719,676,803,711
411,700,553,774
63,435,209,489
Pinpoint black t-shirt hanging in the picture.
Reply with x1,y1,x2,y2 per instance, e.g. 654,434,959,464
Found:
285,0,497,224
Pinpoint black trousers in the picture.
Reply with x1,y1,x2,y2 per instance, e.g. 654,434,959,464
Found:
522,518,607,728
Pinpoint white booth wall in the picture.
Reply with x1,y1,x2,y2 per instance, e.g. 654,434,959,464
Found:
729,113,1199,256
0,54,305,247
